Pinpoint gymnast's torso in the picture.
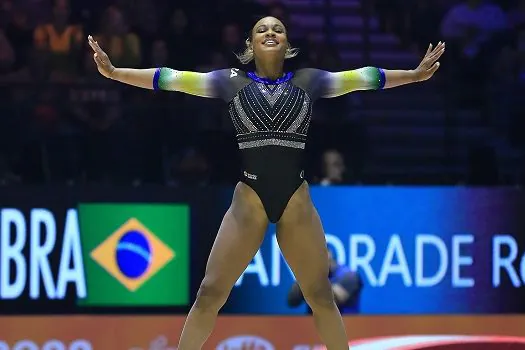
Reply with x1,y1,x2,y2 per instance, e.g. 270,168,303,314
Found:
222,69,317,213
154,66,385,222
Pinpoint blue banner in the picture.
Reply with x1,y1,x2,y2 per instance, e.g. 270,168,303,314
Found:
2,186,525,315
224,187,525,314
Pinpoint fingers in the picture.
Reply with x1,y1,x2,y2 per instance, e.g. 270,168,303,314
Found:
422,41,445,68
428,62,440,75
433,41,445,52
428,46,445,63
93,53,107,69
425,43,433,56
93,53,101,65
425,41,445,58
87,35,103,53
428,42,445,58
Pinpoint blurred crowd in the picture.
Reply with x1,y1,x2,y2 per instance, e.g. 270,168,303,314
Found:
0,0,347,186
373,0,524,184
0,0,522,186
374,0,524,103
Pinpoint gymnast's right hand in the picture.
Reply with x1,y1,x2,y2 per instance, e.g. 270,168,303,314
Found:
88,35,115,79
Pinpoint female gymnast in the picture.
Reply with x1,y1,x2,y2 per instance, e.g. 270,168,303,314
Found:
88,16,444,350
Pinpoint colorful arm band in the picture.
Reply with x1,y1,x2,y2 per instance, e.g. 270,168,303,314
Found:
150,67,219,98
152,67,161,91
322,67,386,98
378,68,386,90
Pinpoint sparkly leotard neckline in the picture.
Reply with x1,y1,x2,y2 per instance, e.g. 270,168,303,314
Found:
247,71,294,85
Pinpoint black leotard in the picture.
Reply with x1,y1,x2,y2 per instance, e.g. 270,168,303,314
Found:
154,66,385,223
220,69,317,222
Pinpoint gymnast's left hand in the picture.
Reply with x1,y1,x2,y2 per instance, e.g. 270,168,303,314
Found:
413,41,445,82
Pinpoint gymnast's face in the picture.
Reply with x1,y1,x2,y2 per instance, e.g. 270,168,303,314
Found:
251,17,288,62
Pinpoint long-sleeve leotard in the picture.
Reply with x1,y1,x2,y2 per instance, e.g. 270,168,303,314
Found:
153,68,221,98
318,67,386,98
151,66,387,223
152,67,385,101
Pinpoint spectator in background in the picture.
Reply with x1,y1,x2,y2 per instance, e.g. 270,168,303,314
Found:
185,10,220,63
0,0,14,23
165,8,194,70
133,2,160,61
32,89,60,135
440,0,507,105
69,72,123,183
150,39,169,68
9,45,52,83
487,46,518,134
80,49,102,82
440,0,506,56
319,149,346,186
287,248,363,314
508,0,525,29
198,51,228,72
33,3,83,79
95,6,141,68
373,0,411,46
211,0,267,30
220,23,243,67
510,3,525,85
408,0,444,54
0,29,15,73
264,2,310,70
166,148,211,187
5,7,32,71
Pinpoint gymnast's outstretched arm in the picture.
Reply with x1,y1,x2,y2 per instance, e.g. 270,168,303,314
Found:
87,35,219,98
320,41,445,98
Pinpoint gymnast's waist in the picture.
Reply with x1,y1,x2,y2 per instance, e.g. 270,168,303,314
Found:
236,132,307,151
239,146,305,182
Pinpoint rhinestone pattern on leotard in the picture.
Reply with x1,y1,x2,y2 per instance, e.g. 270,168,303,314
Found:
228,79,312,150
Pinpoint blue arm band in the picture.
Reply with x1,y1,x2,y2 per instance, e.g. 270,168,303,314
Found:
153,67,161,90
378,68,386,89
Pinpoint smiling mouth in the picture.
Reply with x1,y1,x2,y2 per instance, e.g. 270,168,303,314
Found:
263,39,279,46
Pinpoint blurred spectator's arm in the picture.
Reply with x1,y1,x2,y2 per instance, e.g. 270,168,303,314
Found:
333,272,363,305
72,25,84,48
287,282,305,307
331,283,350,304
34,25,48,50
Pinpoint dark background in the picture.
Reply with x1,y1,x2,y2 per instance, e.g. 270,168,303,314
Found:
0,0,524,315
0,0,523,187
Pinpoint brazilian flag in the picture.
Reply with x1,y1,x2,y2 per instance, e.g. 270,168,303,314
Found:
77,203,189,306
